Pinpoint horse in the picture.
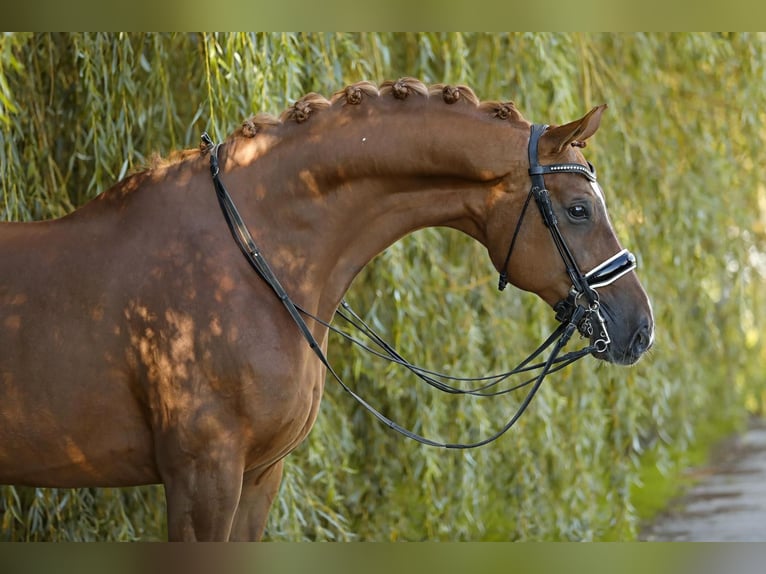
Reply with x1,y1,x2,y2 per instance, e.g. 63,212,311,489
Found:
0,78,654,541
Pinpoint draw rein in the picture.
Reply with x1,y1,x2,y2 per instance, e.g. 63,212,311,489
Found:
200,126,636,449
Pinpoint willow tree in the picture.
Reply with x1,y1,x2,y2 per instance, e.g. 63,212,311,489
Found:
1,32,764,541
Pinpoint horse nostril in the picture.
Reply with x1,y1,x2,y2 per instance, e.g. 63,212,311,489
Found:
631,322,654,356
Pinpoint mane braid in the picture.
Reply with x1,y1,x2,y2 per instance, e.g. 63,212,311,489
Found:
379,77,428,99
239,112,281,138
478,100,523,121
428,84,480,106
330,81,380,106
281,93,332,123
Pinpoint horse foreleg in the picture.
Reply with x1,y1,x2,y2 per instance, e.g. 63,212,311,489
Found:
229,460,285,541
161,451,245,542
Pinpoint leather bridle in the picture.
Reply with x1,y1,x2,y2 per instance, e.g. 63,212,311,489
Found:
498,123,637,354
200,124,637,449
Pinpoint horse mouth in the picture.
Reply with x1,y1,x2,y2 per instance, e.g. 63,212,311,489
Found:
592,345,646,366
591,309,654,366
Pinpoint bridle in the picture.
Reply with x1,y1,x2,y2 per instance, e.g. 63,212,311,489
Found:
199,124,637,449
498,123,637,354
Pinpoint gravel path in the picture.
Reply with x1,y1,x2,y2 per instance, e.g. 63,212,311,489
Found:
640,419,766,542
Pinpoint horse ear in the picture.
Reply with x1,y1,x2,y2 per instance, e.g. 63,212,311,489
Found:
541,104,607,155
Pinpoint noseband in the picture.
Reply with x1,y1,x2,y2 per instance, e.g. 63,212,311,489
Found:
498,124,637,353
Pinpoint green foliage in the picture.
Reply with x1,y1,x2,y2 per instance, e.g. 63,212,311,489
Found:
1,32,765,541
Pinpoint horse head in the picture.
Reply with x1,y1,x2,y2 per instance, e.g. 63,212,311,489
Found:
489,105,654,365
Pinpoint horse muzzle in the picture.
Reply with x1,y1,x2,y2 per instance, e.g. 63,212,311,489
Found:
592,310,654,365
554,248,653,365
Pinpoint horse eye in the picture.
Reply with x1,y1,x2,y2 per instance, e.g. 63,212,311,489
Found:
568,205,589,220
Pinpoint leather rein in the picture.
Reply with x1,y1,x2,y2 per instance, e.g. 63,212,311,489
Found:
199,125,636,449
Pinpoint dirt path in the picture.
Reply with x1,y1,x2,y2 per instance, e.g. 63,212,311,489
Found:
640,419,766,542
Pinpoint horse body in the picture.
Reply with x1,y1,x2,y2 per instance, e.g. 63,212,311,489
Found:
0,208,155,486
0,79,653,540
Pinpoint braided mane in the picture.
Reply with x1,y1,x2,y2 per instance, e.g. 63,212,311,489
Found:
147,79,524,171
227,77,524,142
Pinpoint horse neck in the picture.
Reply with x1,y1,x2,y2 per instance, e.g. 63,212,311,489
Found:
219,103,529,319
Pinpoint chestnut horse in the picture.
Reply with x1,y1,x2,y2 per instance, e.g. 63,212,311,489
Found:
0,79,654,540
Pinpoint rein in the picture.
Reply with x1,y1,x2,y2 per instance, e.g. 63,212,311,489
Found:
199,126,634,449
